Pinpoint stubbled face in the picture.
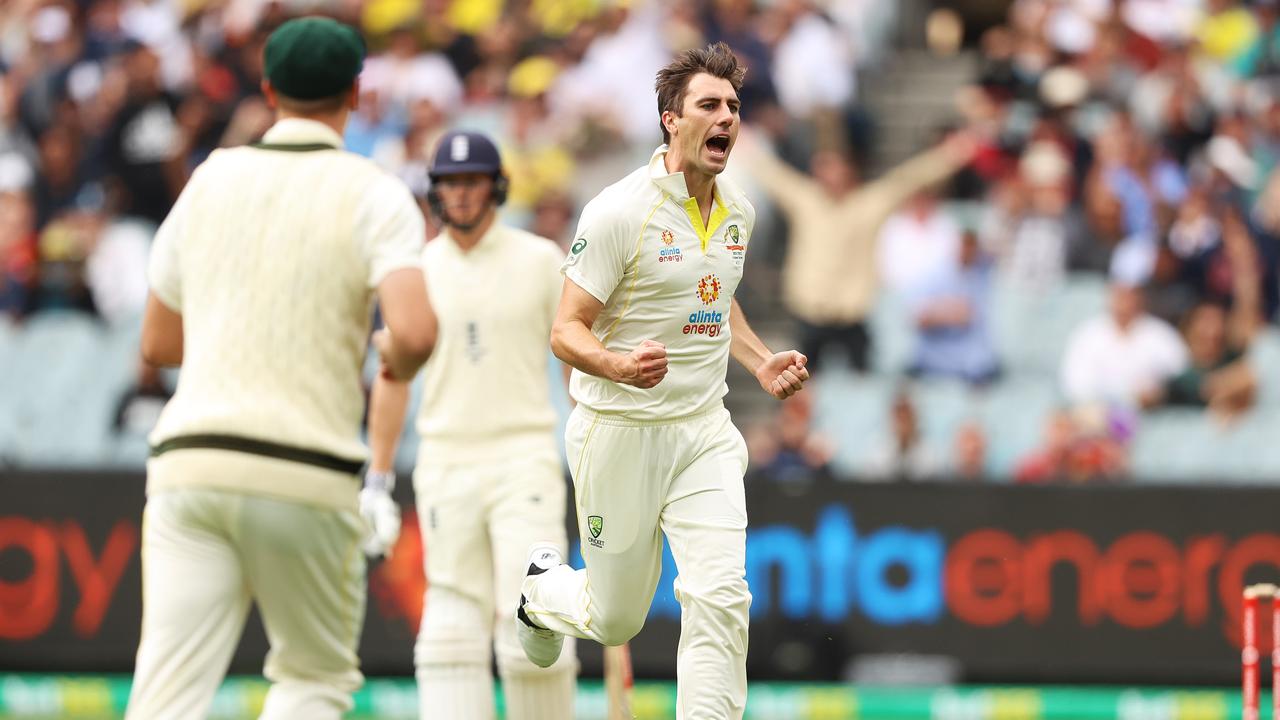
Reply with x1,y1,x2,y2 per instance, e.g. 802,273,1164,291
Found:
667,72,740,177
434,173,494,229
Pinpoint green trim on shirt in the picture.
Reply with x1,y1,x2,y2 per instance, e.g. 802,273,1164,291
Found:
248,142,339,152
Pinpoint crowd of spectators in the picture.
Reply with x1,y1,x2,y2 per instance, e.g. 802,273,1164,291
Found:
743,0,1280,483
5,0,1280,483
0,0,889,328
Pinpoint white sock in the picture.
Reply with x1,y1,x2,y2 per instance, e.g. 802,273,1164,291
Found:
417,664,495,720
501,669,576,720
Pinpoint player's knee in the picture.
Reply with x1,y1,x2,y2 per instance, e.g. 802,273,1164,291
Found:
593,609,646,646
677,574,751,628
415,586,491,668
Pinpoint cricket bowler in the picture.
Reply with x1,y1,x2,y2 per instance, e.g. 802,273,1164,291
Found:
126,17,436,719
365,130,577,719
516,43,809,718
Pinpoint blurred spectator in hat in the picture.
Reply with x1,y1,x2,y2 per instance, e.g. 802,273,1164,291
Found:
1040,64,1092,112
982,140,1094,288
501,55,576,215
1060,279,1188,407
33,205,99,315
1196,0,1260,75
862,390,944,482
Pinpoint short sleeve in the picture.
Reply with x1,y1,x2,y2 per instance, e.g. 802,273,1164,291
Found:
358,174,427,288
561,201,631,304
147,180,191,311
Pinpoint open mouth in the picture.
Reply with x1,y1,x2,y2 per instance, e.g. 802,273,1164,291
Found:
705,134,730,158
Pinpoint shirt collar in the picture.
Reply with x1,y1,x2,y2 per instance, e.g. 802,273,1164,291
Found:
441,219,502,254
648,145,692,199
647,144,743,207
261,118,345,149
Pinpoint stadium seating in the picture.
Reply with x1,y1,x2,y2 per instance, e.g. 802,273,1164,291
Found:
3,270,1279,483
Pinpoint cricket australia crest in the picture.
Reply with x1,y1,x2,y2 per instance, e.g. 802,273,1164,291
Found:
587,515,604,547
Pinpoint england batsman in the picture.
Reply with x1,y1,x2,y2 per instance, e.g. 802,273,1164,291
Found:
365,130,577,719
516,43,808,717
127,18,436,719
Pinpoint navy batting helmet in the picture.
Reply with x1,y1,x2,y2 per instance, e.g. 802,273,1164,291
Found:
426,131,509,217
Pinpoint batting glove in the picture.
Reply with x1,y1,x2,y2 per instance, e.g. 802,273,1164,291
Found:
359,470,401,559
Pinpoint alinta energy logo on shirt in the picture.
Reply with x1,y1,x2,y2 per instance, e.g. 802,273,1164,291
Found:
684,274,724,337
658,229,682,263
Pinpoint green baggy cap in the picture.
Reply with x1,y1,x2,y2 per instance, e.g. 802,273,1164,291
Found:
264,17,366,100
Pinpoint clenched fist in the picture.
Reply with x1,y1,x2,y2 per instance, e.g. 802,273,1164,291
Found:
612,340,669,389
756,351,809,399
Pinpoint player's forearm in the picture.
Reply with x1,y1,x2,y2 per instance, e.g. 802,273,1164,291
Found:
552,319,626,382
367,375,411,473
140,293,184,367
728,299,771,377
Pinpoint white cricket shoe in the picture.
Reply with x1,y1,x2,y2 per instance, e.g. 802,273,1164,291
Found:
516,543,565,668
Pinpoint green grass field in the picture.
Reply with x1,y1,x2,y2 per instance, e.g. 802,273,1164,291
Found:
0,675,1261,719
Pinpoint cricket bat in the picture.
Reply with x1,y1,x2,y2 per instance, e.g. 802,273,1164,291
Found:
604,642,635,720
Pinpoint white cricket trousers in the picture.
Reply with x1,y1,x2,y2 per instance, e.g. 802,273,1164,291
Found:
523,405,751,719
126,488,365,720
413,450,577,719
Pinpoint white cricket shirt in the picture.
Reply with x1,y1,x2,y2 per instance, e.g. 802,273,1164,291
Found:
146,118,425,509
414,222,564,465
563,146,756,420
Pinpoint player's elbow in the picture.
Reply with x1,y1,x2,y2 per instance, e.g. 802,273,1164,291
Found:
140,295,183,367
549,321,573,364
395,322,436,368
139,335,181,367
